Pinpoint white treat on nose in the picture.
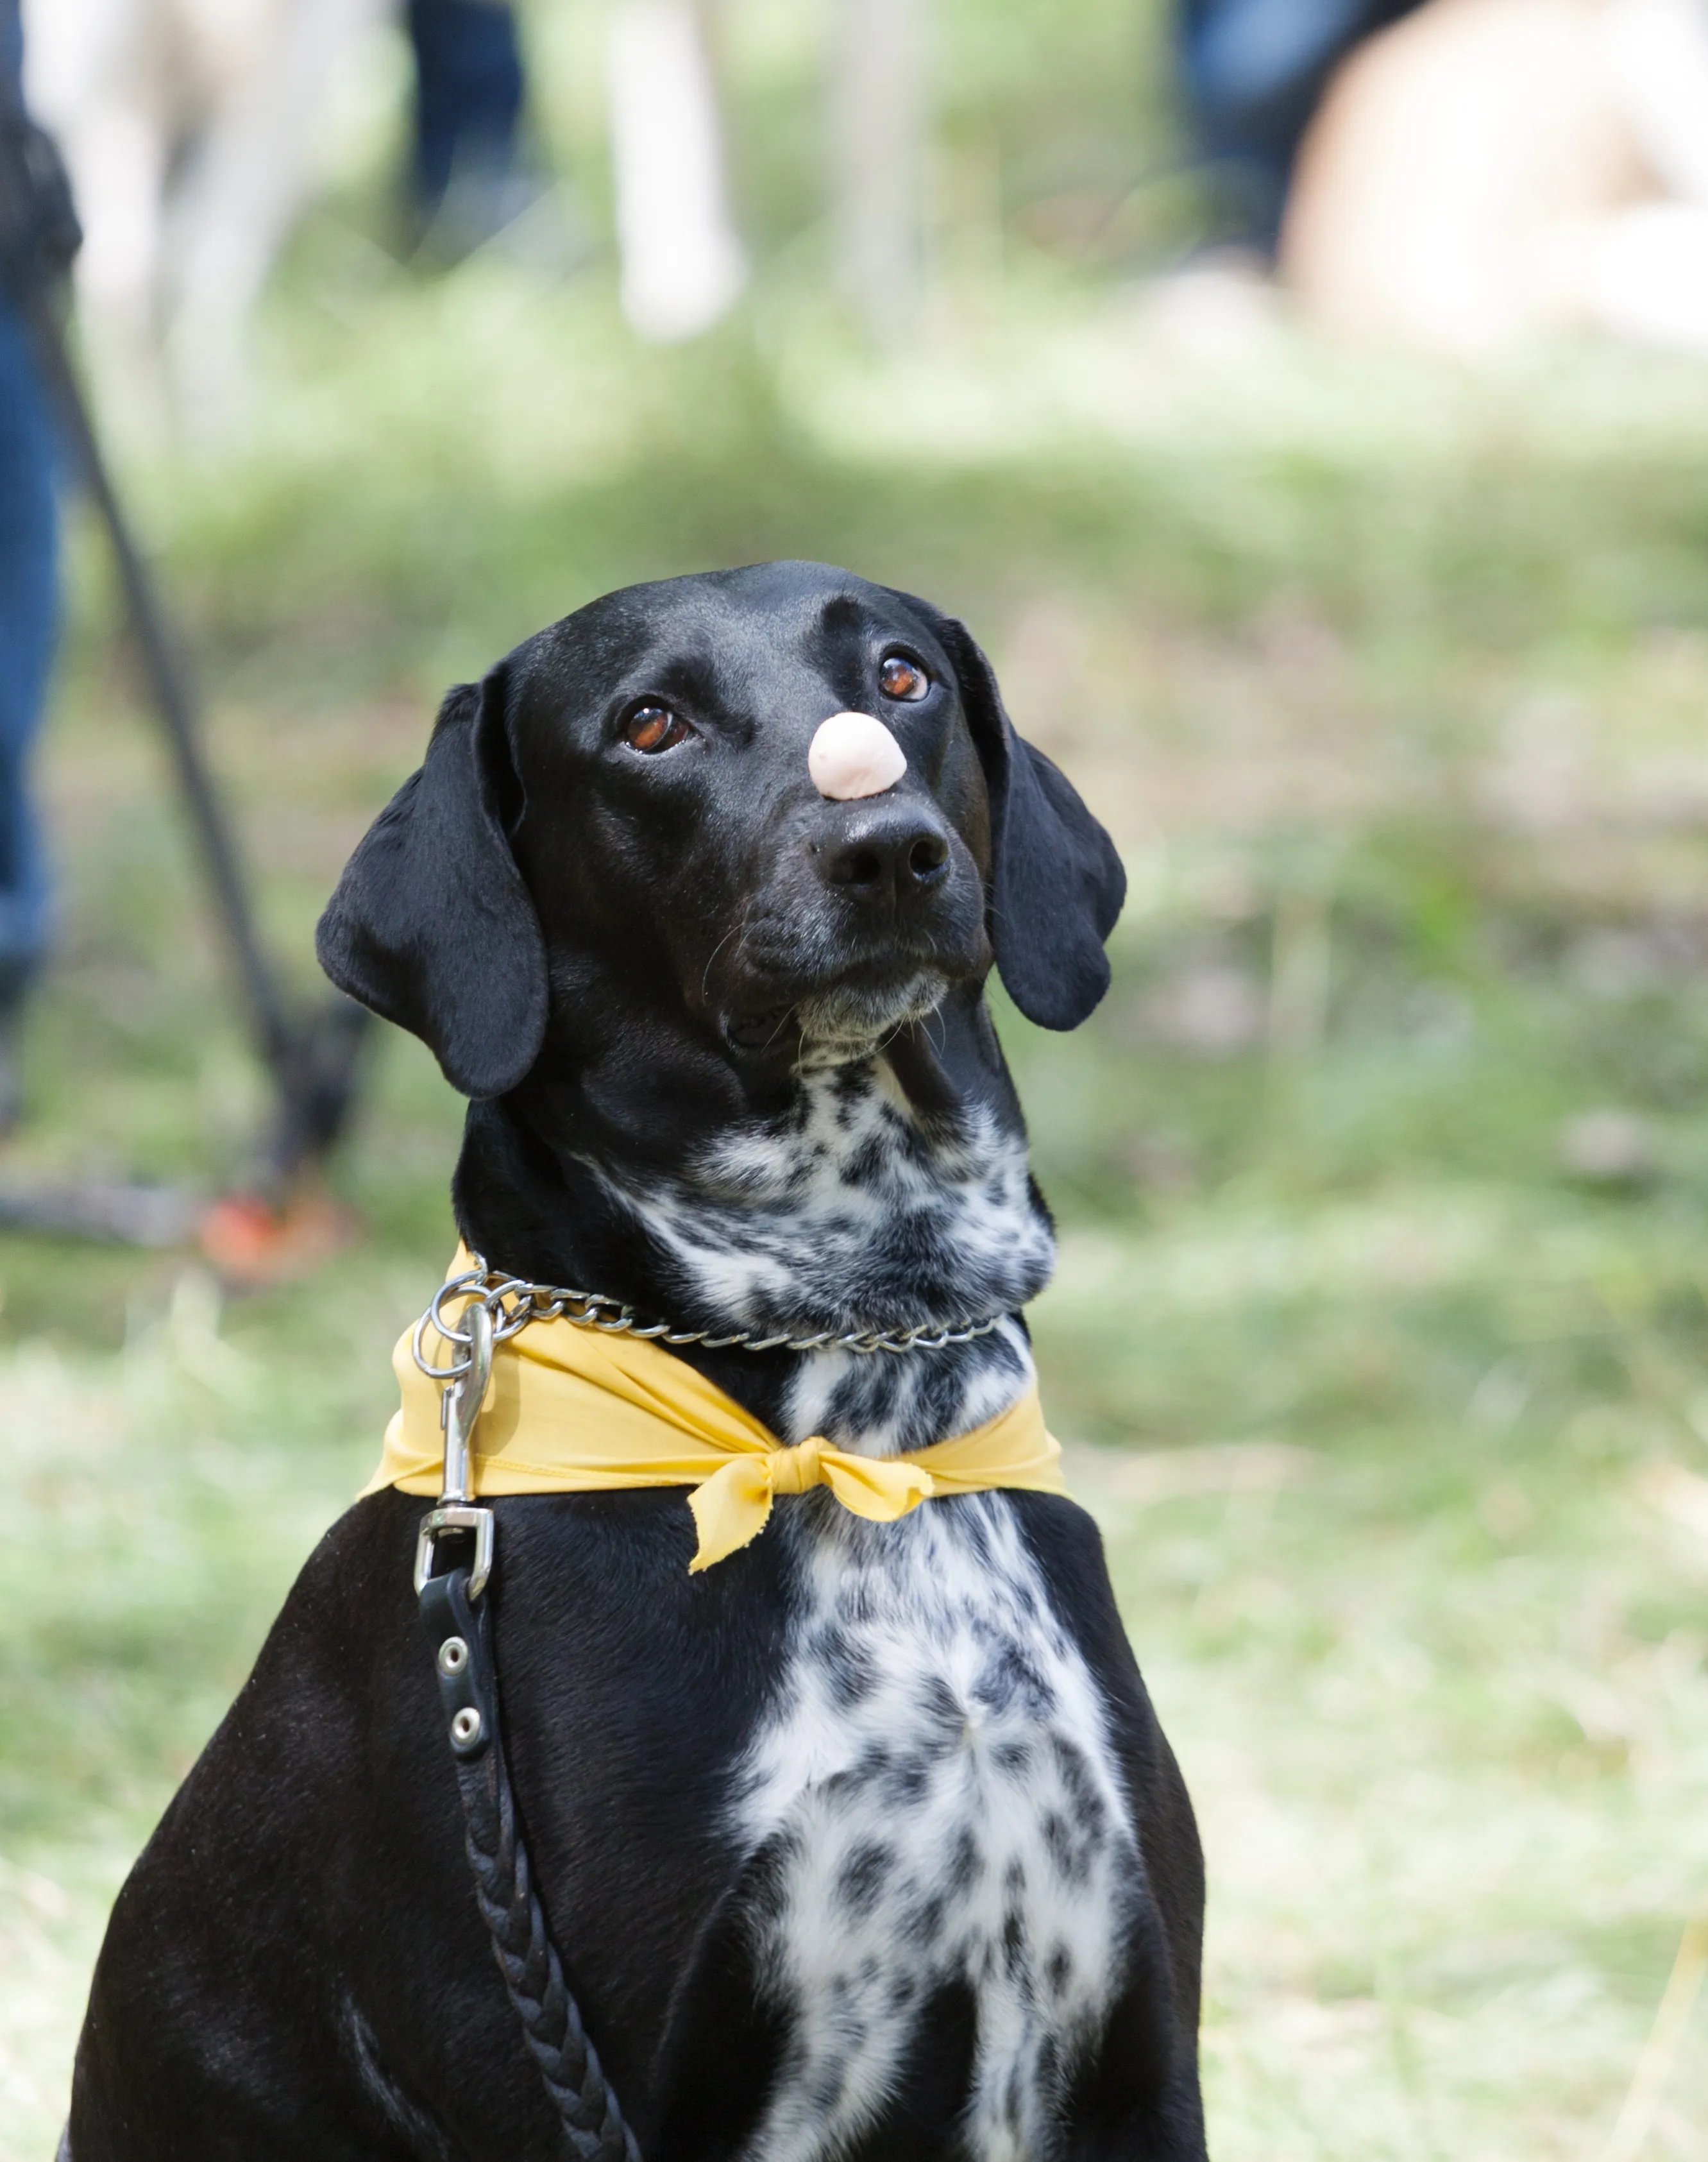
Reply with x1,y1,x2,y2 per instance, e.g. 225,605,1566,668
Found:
808,711,908,801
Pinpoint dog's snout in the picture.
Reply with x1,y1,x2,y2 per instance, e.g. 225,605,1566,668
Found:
820,808,952,903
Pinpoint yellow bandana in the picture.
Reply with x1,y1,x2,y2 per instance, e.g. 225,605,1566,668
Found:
366,1255,1069,1570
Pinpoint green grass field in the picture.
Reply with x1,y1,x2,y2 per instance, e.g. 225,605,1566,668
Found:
4,15,1708,2145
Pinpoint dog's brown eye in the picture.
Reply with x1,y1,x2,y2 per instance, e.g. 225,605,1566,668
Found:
623,705,689,754
879,654,929,702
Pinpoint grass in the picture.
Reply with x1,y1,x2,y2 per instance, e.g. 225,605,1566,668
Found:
6,26,1708,2143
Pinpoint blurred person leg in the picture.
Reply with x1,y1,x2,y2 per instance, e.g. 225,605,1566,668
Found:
165,0,388,432
407,0,537,256
0,8,59,1130
827,0,924,342
606,0,744,340
1176,0,1426,251
21,0,169,406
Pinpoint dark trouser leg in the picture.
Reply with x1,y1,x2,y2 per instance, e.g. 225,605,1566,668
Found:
0,284,58,1121
405,0,528,249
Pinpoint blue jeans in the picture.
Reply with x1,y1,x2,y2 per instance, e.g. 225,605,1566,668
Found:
0,252,58,1001
0,0,56,994
407,0,526,212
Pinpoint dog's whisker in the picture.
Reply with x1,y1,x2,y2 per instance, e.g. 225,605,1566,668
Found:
700,923,741,1003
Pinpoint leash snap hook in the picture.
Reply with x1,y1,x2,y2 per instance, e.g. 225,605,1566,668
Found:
414,1297,496,1601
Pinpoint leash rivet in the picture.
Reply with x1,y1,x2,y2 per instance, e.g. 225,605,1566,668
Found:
437,1636,469,1676
451,1707,483,1746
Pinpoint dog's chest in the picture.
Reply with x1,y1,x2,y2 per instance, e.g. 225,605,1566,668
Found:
605,1062,1056,1345
734,1496,1138,2162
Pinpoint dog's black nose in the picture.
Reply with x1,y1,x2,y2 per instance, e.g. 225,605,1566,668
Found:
820,806,951,905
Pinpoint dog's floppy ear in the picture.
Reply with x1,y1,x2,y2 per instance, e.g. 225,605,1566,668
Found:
929,613,1126,1030
316,667,547,1098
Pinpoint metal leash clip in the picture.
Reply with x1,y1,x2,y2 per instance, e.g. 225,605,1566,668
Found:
413,1295,496,1601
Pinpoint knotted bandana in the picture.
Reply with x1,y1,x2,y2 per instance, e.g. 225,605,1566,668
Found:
367,1254,1069,1570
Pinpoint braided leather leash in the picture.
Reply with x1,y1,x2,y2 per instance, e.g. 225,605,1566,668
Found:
416,1303,642,2162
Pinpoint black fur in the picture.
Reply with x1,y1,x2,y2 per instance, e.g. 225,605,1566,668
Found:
902,601,1125,1034
68,564,1204,2162
319,667,548,1100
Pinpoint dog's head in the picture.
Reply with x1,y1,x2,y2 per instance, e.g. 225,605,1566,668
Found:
317,562,1124,1098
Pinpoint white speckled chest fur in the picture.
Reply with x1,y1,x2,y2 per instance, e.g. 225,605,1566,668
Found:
739,1501,1140,2162
598,1060,1144,2161
596,1062,1056,1456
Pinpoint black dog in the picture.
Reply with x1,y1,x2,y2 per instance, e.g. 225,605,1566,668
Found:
66,562,1206,2161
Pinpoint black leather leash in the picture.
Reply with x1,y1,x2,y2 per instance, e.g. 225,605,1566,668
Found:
416,1302,641,2162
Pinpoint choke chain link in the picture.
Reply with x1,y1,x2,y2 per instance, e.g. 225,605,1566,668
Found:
413,1257,1006,1384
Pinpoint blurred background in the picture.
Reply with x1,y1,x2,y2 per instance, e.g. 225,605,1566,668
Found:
3,0,1708,2152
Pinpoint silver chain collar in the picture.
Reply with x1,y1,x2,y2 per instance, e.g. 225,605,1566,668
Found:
412,1256,1008,1384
